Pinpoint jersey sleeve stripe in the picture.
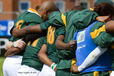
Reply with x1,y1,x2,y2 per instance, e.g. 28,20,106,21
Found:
61,13,67,29
90,25,106,39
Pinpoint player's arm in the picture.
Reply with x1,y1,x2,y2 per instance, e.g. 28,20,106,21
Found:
71,22,113,73
5,39,26,57
55,35,76,51
12,21,49,38
38,44,56,71
5,39,25,50
4,47,21,57
71,46,107,73
12,24,43,38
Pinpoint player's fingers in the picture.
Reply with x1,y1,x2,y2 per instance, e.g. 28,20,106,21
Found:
18,44,25,49
18,41,26,45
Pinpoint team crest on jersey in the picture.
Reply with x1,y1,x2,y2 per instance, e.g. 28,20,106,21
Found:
77,30,85,43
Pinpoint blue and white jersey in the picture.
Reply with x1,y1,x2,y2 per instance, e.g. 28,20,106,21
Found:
74,21,112,73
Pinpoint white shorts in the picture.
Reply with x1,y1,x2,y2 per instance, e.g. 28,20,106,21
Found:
17,65,40,76
110,71,114,76
3,55,22,76
39,64,55,76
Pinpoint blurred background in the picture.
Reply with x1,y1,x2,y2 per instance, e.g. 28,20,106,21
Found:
0,0,114,56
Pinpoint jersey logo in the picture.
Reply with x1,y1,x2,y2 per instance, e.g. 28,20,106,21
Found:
16,20,24,29
90,25,106,39
77,30,85,43
47,26,55,44
27,38,39,47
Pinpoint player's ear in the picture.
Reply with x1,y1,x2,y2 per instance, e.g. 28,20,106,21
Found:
41,10,48,21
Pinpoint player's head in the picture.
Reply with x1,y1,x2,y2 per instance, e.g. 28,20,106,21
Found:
38,1,59,21
94,2,114,21
35,5,40,11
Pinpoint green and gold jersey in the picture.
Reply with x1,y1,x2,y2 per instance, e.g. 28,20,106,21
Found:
56,9,98,72
57,9,98,60
22,37,46,71
90,21,114,70
10,8,42,41
9,8,43,55
65,9,98,43
40,11,64,31
45,23,65,63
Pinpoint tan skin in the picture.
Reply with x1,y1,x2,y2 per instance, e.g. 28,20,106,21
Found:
5,39,26,57
38,44,56,72
55,35,76,51
5,47,22,57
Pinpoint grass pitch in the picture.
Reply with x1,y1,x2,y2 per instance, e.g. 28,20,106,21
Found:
0,57,5,76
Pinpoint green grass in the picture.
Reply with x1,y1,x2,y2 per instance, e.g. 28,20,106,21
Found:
0,57,5,76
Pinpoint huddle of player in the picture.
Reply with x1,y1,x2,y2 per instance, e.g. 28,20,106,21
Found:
3,1,114,76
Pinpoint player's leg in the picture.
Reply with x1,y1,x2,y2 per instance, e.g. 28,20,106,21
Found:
17,65,40,76
3,55,22,76
39,64,55,76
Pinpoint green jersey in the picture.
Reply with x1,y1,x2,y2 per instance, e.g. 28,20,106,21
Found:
46,25,65,63
9,8,43,55
90,21,114,70
22,37,46,71
40,11,64,31
40,9,98,76
56,9,98,76
57,8,98,63
10,8,42,41
65,9,98,43
40,15,65,63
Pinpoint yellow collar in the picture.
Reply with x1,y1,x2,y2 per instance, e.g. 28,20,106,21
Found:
89,8,94,11
28,8,41,17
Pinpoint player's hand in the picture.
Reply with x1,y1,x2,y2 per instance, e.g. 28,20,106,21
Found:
13,39,26,50
96,16,109,22
71,65,79,73
67,40,76,51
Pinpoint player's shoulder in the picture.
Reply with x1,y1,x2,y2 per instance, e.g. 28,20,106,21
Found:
90,21,105,33
25,13,42,23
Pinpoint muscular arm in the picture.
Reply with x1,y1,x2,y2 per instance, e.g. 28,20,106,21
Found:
5,39,26,57
12,24,43,38
38,44,56,71
4,47,21,57
55,35,76,50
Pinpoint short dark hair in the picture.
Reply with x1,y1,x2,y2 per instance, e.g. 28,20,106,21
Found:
94,2,114,17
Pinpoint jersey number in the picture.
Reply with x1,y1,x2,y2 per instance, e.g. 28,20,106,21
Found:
27,38,39,47
47,26,55,44
16,20,24,29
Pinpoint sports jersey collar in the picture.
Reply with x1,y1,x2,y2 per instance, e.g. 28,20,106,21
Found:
89,8,94,11
27,8,41,17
